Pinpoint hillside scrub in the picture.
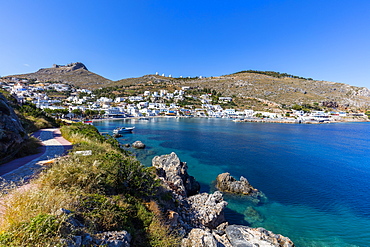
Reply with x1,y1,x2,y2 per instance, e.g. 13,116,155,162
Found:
0,123,180,246
0,90,58,132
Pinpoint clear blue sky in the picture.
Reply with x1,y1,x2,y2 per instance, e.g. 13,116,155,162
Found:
1,0,370,87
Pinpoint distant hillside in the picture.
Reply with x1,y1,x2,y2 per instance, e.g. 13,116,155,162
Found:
111,72,370,111
5,64,370,110
180,71,370,110
8,62,112,88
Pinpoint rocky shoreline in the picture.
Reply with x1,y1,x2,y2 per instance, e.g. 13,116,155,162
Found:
153,152,295,247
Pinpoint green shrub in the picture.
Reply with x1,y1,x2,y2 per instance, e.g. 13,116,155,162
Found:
99,152,160,197
79,194,132,232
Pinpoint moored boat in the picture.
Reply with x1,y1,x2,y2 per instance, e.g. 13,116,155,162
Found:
113,127,135,134
83,120,93,125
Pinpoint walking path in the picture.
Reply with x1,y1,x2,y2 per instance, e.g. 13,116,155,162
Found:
0,128,72,188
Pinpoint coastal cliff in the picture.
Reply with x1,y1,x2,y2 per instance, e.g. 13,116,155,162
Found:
152,152,295,247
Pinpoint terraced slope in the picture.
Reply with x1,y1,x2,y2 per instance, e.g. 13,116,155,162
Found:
181,72,370,109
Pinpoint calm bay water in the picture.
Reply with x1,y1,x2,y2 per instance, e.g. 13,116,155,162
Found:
94,118,370,247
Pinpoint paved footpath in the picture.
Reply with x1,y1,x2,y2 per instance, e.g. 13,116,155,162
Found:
0,128,72,188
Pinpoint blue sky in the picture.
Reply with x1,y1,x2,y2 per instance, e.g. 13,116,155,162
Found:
1,0,370,87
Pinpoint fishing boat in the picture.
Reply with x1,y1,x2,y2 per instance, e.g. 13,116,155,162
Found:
113,126,135,134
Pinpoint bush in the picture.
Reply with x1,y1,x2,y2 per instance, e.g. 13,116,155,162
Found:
99,152,159,197
78,194,132,232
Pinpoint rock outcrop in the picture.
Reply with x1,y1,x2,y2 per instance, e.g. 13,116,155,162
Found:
182,228,218,247
216,172,259,195
152,153,295,247
186,191,227,229
52,62,88,71
57,208,132,247
132,140,145,149
0,93,27,163
225,225,295,247
182,224,295,247
152,152,200,197
35,63,89,76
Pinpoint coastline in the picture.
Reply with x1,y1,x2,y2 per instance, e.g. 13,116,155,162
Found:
92,117,370,246
85,115,370,125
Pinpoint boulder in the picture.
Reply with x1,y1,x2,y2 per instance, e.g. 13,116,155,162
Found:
186,191,227,229
216,172,259,195
181,224,295,247
225,225,295,247
94,231,132,247
0,93,28,163
182,228,218,247
152,152,200,196
132,140,145,149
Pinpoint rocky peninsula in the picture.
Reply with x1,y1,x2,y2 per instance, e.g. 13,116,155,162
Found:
152,152,295,247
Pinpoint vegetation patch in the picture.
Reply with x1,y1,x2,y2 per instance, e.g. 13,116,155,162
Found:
0,123,180,246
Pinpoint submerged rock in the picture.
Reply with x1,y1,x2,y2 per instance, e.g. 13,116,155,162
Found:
216,172,259,195
244,206,265,224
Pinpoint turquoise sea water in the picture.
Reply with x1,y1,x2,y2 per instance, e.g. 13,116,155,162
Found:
94,118,370,247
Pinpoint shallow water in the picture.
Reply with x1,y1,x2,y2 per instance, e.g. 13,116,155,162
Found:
94,118,370,247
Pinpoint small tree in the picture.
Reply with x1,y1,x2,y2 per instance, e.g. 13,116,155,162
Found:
292,104,302,111
71,109,83,118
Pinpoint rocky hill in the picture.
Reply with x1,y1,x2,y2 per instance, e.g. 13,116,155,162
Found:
8,62,112,88
6,63,370,110
193,72,370,110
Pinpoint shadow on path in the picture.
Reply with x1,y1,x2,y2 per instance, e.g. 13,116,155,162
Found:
0,128,72,180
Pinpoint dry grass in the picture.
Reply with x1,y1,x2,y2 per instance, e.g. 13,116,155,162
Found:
14,136,42,159
0,180,79,246
25,116,54,129
0,184,77,231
